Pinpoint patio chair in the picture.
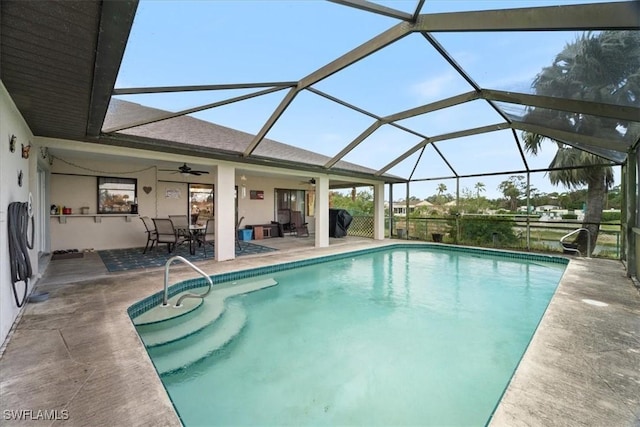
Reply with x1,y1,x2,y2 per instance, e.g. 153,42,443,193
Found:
277,209,293,234
201,218,215,256
290,210,309,237
236,216,244,250
169,215,190,238
152,218,187,253
140,216,157,254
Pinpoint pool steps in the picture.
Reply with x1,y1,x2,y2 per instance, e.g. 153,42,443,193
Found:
148,301,247,375
138,298,225,347
136,278,278,375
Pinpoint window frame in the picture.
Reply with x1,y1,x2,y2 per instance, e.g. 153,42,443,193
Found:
97,176,138,214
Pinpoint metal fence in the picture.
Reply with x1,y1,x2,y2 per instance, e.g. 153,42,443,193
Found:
347,214,622,259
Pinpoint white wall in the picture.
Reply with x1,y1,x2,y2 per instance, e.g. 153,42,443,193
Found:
0,82,38,344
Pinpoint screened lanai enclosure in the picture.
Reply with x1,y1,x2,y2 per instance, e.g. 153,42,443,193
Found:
103,0,639,273
2,0,638,274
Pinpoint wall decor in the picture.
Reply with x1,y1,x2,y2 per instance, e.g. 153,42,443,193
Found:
165,188,181,199
9,134,16,153
143,186,153,194
17,170,23,187
249,190,264,200
21,143,31,159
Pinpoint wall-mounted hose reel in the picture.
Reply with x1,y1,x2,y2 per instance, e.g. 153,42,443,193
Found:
8,193,34,307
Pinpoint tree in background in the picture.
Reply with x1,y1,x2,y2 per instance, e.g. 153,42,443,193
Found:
497,175,526,211
474,182,486,199
458,185,490,214
432,183,453,206
522,31,638,254
330,189,374,215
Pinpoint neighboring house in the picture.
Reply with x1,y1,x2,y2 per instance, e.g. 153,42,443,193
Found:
535,205,562,212
385,201,426,217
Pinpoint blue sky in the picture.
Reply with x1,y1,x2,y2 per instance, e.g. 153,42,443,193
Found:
115,0,622,200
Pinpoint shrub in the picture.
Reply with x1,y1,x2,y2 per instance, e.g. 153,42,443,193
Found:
563,213,578,220
601,211,621,222
458,216,518,245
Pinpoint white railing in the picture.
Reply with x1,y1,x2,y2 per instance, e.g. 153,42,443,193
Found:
560,228,591,258
163,256,213,307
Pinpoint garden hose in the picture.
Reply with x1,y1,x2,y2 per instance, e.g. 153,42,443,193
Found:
8,197,34,307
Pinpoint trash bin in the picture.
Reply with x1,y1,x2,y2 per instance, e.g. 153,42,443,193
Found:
396,228,406,238
238,229,253,241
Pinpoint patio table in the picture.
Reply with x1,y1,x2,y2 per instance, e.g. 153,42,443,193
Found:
177,225,206,255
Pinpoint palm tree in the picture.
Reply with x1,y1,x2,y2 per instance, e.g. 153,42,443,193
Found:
474,182,485,199
436,183,448,206
522,31,639,255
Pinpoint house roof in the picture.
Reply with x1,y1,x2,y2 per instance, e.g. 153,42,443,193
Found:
103,99,396,180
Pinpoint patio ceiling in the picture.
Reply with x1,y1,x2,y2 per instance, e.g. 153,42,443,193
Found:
1,1,638,186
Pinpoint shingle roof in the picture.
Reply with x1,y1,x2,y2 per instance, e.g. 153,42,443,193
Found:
104,98,399,180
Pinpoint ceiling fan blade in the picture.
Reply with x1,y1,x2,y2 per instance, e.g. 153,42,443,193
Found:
159,164,209,175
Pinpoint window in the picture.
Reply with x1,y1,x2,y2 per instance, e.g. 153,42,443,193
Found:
98,177,137,214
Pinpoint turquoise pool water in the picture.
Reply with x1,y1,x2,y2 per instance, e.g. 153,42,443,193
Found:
148,247,566,426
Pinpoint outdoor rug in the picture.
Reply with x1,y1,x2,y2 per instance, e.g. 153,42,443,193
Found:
97,241,277,273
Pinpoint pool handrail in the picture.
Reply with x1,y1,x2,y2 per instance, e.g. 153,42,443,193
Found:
560,227,591,258
163,255,213,307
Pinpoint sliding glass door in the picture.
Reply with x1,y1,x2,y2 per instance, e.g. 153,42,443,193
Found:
275,189,305,230
188,184,213,226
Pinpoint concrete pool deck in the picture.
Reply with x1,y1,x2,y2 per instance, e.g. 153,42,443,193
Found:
1,239,638,426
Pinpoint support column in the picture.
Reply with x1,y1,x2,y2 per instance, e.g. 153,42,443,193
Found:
526,172,531,250
405,182,410,239
389,184,394,237
214,164,236,261
315,176,329,248
626,149,638,278
373,182,385,240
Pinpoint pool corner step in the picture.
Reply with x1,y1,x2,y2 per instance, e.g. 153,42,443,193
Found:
132,293,203,326
138,298,225,347
216,277,278,298
150,301,248,375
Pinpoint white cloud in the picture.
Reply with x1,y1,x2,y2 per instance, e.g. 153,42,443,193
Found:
411,73,457,100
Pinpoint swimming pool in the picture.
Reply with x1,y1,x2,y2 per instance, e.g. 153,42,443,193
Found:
132,245,567,426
